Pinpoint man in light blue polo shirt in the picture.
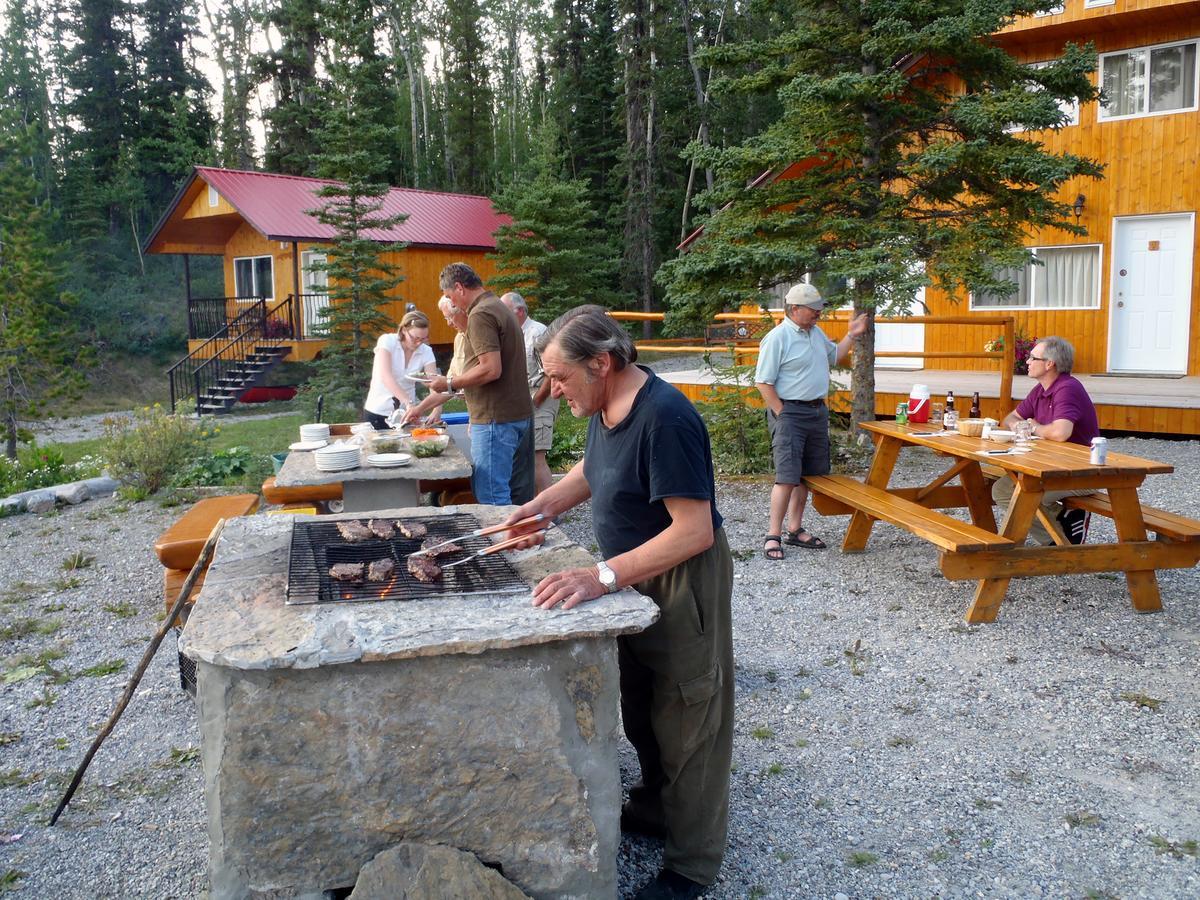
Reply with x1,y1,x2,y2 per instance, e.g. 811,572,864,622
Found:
755,283,868,560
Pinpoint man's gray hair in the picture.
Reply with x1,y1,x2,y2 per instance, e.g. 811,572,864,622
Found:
437,296,455,316
1038,335,1074,374
500,291,527,311
535,305,636,371
439,262,483,292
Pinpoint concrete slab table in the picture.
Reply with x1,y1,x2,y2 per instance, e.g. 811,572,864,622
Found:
179,505,659,899
274,437,471,512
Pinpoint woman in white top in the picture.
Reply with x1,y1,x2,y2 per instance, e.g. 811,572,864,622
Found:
362,310,439,429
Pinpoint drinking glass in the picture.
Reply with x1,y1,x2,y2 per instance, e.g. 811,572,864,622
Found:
1013,420,1033,444
931,402,944,427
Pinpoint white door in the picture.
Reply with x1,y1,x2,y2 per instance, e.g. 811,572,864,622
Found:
875,284,926,369
301,251,330,340
1109,214,1193,373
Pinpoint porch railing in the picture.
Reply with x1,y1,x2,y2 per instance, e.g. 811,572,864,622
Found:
167,296,297,413
187,293,331,340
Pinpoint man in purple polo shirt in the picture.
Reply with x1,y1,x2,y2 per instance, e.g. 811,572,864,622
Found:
993,336,1100,545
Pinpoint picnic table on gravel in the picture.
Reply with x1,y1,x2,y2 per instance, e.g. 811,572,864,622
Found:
804,421,1200,624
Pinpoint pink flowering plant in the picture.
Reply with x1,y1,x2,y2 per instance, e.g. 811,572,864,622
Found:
984,333,1038,375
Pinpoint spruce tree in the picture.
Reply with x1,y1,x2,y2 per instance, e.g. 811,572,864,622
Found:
302,0,406,418
489,128,624,322
0,127,88,458
442,0,493,193
659,0,1102,430
261,0,325,176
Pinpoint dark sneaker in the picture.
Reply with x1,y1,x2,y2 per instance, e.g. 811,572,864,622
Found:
633,869,708,900
1057,507,1090,545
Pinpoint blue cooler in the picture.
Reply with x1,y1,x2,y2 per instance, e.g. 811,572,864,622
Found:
442,412,471,458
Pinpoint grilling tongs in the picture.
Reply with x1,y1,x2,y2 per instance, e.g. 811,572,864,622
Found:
439,521,557,571
409,513,548,558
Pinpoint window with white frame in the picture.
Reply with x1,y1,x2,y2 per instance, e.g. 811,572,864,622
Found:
1084,0,1114,7
233,255,274,299
1010,60,1080,131
208,185,219,207
971,245,1102,310
1100,40,1198,119
1034,3,1065,16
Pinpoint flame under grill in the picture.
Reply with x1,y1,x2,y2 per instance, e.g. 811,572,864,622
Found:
286,513,528,605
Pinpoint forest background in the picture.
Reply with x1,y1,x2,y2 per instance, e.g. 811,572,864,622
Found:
0,0,777,409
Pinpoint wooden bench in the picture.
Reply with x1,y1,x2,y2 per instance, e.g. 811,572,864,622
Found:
1062,494,1200,542
261,475,343,506
155,493,260,627
804,475,1014,553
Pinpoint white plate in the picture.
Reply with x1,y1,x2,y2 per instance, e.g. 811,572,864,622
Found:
367,453,413,467
289,440,327,451
315,459,360,472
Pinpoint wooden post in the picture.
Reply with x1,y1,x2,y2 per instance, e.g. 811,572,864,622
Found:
1000,317,1015,412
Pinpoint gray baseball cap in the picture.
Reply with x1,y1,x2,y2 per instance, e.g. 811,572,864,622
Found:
784,283,824,310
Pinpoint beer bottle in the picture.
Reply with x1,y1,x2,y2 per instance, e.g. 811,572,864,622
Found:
943,391,956,429
969,391,981,418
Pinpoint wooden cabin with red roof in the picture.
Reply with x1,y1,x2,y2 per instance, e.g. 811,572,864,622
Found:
145,166,510,412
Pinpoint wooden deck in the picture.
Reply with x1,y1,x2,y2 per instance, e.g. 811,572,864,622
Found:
661,367,1200,437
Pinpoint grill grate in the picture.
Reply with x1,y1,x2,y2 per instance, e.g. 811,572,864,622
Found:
286,513,529,605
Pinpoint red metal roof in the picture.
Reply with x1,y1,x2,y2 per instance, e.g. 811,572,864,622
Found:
194,166,510,248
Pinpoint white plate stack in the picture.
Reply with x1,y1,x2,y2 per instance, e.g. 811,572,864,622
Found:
314,442,361,472
300,423,331,444
366,452,413,468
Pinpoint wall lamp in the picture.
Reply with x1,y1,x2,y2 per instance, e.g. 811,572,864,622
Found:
1072,194,1086,221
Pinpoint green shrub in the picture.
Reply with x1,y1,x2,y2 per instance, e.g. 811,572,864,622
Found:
0,445,103,496
696,361,772,476
100,406,207,496
547,409,588,471
179,446,254,486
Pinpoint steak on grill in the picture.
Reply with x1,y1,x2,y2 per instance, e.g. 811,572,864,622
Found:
367,558,396,582
420,537,461,557
367,519,395,540
406,554,441,583
336,520,373,542
330,562,365,582
397,520,428,539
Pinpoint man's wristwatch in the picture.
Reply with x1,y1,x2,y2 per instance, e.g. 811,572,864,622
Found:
595,561,619,594
446,375,454,392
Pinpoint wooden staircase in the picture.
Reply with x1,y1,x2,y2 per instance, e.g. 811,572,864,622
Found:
167,297,298,415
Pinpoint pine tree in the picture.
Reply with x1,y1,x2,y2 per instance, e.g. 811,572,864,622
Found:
0,0,55,201
302,0,406,417
659,0,1102,430
442,0,494,193
489,127,624,322
261,0,324,175
0,127,88,458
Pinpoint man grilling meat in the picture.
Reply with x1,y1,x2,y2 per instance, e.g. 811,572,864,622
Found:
502,306,733,900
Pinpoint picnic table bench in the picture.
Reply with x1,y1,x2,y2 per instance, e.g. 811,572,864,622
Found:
805,421,1200,623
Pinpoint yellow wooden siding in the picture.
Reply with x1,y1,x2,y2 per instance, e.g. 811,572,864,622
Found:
184,182,237,218
923,19,1200,375
999,0,1195,37
220,229,499,348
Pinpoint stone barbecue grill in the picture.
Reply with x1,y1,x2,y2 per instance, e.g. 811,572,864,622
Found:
285,512,528,605
179,505,659,899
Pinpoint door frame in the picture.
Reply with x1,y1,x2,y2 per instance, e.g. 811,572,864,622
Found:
1106,211,1195,374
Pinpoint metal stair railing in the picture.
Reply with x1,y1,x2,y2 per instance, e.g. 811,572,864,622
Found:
167,296,299,413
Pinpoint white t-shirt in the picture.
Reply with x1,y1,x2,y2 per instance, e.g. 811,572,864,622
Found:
364,333,436,415
521,317,548,391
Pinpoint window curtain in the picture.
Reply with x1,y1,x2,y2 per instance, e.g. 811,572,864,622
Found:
974,266,1029,308
1102,51,1144,117
234,258,253,297
1150,43,1197,112
1033,247,1098,308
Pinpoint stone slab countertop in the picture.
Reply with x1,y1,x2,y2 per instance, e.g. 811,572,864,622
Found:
274,437,471,488
179,505,659,671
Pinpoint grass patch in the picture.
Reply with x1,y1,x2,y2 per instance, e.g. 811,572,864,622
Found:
843,638,868,676
0,617,62,640
103,601,138,619
974,797,1001,810
887,735,916,748
0,870,27,893
62,551,95,571
927,848,950,862
1117,691,1163,711
50,575,84,591
1148,835,1198,858
846,851,878,868
1064,810,1102,829
53,737,69,750
0,769,42,789
0,733,20,745
764,762,785,776
750,726,775,741
163,746,200,768
79,658,127,678
794,738,809,748
0,581,42,605
25,688,58,709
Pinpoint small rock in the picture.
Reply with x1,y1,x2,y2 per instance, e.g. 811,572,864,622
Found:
82,476,120,498
54,482,90,505
0,495,24,516
349,842,530,900
24,489,57,513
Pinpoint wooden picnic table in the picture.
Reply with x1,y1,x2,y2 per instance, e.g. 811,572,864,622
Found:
804,421,1200,623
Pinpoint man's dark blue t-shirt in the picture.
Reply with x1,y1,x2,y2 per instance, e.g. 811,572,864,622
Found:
583,367,723,559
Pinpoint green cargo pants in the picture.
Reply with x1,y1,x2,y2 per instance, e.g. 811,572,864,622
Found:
619,528,734,886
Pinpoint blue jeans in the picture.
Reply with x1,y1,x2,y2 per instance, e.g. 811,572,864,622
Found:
469,419,531,505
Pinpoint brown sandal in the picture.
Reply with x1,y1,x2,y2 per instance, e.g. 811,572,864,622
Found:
762,535,785,560
784,529,827,549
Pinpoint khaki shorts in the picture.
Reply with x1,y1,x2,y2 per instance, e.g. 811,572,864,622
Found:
533,396,561,452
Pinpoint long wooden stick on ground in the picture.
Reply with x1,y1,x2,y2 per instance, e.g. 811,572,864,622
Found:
49,518,227,826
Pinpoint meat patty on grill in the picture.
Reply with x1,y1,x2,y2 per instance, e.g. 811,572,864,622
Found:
336,520,373,542
420,537,461,557
330,562,365,582
406,554,441,583
397,520,428,539
367,558,396,582
367,519,395,540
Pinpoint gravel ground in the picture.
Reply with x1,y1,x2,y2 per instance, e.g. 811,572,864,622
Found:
2,435,1199,898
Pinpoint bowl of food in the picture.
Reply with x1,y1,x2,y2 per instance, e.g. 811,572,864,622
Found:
957,418,987,437
409,434,451,458
987,429,1015,444
367,429,406,455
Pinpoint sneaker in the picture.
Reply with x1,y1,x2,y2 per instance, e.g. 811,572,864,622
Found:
1057,507,1090,545
633,869,708,900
